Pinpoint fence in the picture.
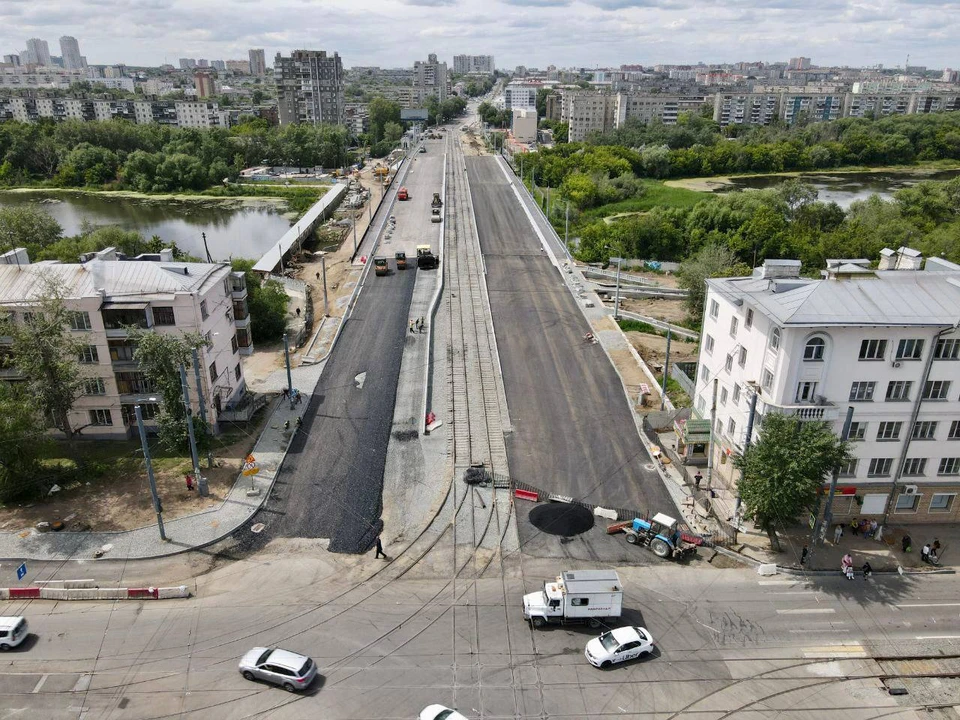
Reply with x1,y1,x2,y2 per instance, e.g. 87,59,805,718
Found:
672,361,697,397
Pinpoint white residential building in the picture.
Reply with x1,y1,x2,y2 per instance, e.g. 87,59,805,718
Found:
0,247,253,440
59,36,83,70
689,251,960,524
453,54,495,75
504,81,539,111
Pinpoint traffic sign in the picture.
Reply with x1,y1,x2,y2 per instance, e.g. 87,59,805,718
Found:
242,454,259,477
16,562,26,581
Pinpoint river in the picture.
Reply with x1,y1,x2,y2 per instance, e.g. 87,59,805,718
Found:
0,191,295,262
724,169,960,208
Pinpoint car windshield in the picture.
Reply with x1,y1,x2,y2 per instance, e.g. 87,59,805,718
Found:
599,632,619,652
434,711,455,720
257,649,273,665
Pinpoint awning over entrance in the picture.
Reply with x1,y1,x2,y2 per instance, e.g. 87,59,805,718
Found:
678,417,711,444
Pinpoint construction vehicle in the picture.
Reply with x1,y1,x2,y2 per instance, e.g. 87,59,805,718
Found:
397,186,409,201
431,208,441,223
373,166,389,177
431,193,442,208
374,257,389,276
608,513,699,560
523,570,623,629
395,251,407,269
416,245,439,269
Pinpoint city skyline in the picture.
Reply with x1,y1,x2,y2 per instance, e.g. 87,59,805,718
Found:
0,0,958,71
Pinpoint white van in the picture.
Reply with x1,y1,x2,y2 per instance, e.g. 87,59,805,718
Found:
0,616,28,650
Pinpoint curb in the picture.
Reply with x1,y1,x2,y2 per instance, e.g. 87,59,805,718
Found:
0,585,190,600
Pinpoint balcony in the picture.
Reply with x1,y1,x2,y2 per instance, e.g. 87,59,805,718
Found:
230,271,248,300
757,396,841,422
102,304,150,338
115,372,156,396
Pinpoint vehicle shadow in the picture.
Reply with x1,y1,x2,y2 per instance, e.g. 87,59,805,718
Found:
7,633,39,651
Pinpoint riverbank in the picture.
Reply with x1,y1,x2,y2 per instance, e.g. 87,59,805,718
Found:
664,160,960,192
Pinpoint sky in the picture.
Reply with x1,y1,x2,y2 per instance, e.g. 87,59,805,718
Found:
1,0,959,71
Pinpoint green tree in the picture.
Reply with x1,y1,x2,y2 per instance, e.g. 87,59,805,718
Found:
734,414,851,551
128,328,211,454
232,259,289,342
0,206,63,256
0,383,50,501
676,243,750,326
0,278,86,445
368,97,402,145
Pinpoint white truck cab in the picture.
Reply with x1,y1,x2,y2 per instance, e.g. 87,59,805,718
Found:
523,569,623,628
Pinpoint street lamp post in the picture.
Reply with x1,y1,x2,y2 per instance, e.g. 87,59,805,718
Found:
179,364,207,497
320,253,329,317
609,255,624,322
135,404,166,541
283,333,294,409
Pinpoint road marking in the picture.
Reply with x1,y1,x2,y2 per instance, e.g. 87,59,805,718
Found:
896,602,960,608
770,591,819,595
916,635,960,640
777,608,836,615
759,580,810,586
804,644,867,658
791,628,849,633
31,674,48,693
72,674,91,692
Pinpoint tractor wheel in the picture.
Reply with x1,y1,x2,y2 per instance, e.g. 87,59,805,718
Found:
650,538,671,558
625,532,639,545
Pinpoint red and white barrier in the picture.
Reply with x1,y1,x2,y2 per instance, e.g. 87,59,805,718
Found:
0,585,190,601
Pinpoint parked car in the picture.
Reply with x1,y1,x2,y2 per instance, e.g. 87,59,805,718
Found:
584,626,654,668
0,616,28,650
419,146,427,153
238,647,317,691
419,705,468,720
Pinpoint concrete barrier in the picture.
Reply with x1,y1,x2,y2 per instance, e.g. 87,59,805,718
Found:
0,586,191,600
515,489,539,502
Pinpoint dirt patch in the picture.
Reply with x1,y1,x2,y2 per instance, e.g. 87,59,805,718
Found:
621,296,687,323
460,130,488,157
625,331,699,372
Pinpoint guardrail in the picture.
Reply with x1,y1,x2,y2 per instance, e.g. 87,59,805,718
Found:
615,309,700,341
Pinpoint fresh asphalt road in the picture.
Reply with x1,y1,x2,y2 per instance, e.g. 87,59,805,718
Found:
467,157,675,515
2,553,955,719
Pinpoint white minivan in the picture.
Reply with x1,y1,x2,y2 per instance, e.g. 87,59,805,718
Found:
0,616,28,650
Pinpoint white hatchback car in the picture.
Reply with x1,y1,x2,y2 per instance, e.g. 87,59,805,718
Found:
419,705,468,720
0,616,28,650
584,626,654,668
238,647,317,692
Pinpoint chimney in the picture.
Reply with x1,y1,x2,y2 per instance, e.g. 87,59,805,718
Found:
895,246,922,271
759,259,801,279
159,248,174,262
94,246,118,262
0,248,30,267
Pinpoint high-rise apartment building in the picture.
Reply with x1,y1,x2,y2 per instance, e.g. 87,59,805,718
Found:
788,56,812,71
179,58,197,70
211,60,226,71
26,38,51,67
453,54,495,75
59,36,83,70
2,55,20,67
274,50,345,126
249,49,266,76
411,53,449,107
194,69,217,99
197,59,209,68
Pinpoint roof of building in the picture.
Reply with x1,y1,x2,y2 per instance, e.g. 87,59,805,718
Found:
0,258,227,306
708,269,960,327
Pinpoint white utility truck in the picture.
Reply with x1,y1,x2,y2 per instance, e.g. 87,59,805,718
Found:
523,569,623,628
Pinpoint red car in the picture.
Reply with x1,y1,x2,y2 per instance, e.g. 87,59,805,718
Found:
397,187,409,200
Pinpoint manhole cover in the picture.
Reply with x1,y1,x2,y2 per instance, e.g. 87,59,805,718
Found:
529,503,594,536
250,523,266,534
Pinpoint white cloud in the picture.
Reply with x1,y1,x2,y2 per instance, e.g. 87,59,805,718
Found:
0,0,958,68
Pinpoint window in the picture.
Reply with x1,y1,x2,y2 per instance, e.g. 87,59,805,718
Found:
89,409,113,426
724,354,733,373
877,421,903,441
796,382,817,402
847,422,867,441
727,418,736,437
761,369,774,391
938,457,960,476
849,381,876,401
701,365,710,383
859,339,887,360
152,306,175,326
839,459,858,477
868,458,893,477
83,378,105,395
769,328,781,353
570,597,589,606
913,421,938,440
720,387,728,405
21,311,36,324
738,347,747,367
934,338,960,360
903,458,927,476
705,335,715,355
730,317,738,337
709,299,719,320
929,493,956,512
745,309,754,329
923,380,950,400
885,381,912,402
200,299,209,321
895,493,920,512
235,363,241,381
78,345,99,364
209,361,218,383
803,337,825,361
697,396,706,413
69,311,91,330
732,384,741,404
896,338,924,360
121,403,159,426
231,334,239,354
950,420,960,440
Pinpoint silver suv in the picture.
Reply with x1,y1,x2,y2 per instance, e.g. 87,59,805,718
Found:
239,647,317,692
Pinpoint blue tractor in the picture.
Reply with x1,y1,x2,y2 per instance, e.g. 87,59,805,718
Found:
619,513,699,560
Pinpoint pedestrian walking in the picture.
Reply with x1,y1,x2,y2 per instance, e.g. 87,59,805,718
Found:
409,320,415,334
282,387,289,401
901,534,912,553
296,307,301,318
931,539,942,565
921,542,931,563
842,553,854,580
316,272,321,281
861,561,873,578
800,545,808,566
850,518,860,535
694,471,703,490
375,536,387,559
834,524,844,545
294,389,303,406
418,316,425,333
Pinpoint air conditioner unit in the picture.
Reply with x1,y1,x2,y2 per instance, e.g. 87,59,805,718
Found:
892,361,902,368
903,484,919,495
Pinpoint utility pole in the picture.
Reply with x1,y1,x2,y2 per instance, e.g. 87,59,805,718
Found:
135,405,166,541
659,325,671,410
611,256,623,321
352,214,358,256
278,242,284,275
192,348,214,468
180,364,207,496
320,253,329,317
201,232,212,263
706,378,719,490
814,406,854,546
565,201,570,252
283,333,294,409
